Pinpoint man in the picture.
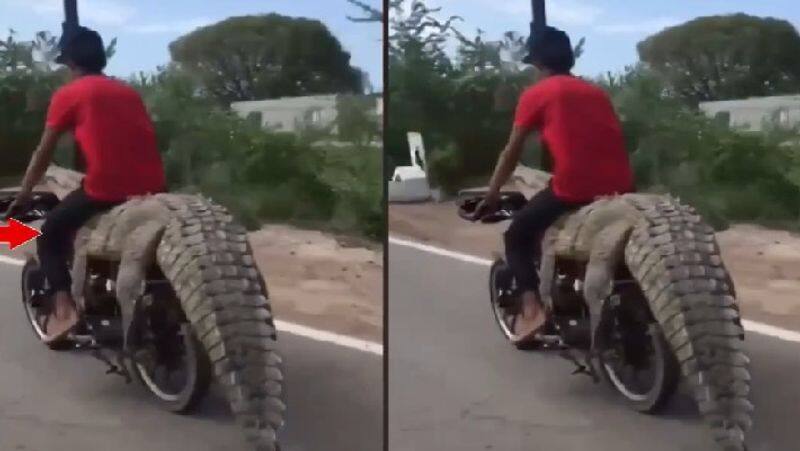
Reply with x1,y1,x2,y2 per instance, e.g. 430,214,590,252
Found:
8,26,166,343
475,26,634,344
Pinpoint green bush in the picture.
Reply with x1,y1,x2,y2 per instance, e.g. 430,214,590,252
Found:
607,66,800,229
389,10,800,230
133,67,383,239
426,143,463,194
0,70,68,177
387,46,535,190
318,144,383,238
0,40,381,240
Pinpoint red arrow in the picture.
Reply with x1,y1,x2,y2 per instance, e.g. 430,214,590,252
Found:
0,219,42,250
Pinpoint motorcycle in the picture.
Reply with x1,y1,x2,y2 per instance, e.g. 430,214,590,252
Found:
2,189,284,451
458,190,752,450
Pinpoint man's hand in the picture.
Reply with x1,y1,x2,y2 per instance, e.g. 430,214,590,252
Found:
5,191,32,220
472,193,500,221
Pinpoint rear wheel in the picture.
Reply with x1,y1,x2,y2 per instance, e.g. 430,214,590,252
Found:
132,285,212,413
20,259,72,351
597,285,680,413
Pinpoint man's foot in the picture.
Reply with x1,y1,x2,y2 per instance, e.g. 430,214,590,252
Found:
511,291,547,344
511,311,546,344
43,310,78,343
43,291,79,344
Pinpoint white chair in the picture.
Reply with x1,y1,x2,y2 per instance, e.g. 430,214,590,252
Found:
388,132,432,202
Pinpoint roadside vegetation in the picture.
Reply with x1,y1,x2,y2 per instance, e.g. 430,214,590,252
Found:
0,10,382,240
387,1,800,230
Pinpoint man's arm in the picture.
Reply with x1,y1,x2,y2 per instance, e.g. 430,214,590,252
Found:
485,125,529,201
18,127,63,196
485,83,546,200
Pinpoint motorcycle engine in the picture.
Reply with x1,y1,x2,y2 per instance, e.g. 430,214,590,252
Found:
551,273,591,349
552,273,586,317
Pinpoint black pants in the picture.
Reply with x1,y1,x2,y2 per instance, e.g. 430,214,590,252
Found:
503,186,586,293
38,188,119,292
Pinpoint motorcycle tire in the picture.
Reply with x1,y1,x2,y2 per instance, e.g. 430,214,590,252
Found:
598,321,680,413
20,258,73,351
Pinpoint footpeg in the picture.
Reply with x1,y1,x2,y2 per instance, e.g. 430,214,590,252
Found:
559,349,600,383
537,334,565,347
88,347,132,384
72,334,94,346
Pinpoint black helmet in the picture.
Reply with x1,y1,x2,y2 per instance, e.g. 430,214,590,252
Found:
55,25,106,72
522,25,574,73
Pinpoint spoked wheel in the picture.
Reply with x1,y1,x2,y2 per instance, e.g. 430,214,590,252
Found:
489,259,519,341
598,292,679,413
20,259,72,350
132,292,211,413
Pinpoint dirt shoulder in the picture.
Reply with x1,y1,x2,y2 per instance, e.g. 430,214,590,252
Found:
390,201,800,332
249,225,383,343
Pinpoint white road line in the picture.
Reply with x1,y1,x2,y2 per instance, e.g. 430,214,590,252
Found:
0,255,25,266
390,235,800,344
275,320,383,356
740,320,800,344
0,256,384,356
388,236,492,266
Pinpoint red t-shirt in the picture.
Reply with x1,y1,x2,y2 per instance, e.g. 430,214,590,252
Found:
46,75,166,202
514,75,634,203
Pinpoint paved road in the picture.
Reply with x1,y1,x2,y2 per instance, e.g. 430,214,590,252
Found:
389,243,800,451
0,260,382,451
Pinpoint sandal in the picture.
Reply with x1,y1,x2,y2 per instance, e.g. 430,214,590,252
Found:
511,309,547,345
43,308,79,344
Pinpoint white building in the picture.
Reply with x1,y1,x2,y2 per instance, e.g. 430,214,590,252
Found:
230,93,382,135
699,94,800,132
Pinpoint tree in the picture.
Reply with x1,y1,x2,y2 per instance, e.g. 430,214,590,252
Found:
2,30,117,74
346,0,382,23
30,31,58,71
0,29,33,72
455,30,585,73
385,0,591,177
0,29,120,176
336,94,380,145
385,1,462,170
388,0,462,61
638,14,800,104
169,14,363,105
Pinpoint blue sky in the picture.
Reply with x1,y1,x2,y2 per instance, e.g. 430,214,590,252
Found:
427,0,800,78
0,0,382,89
4,1,800,92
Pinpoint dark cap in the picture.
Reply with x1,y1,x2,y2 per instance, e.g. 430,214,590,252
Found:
55,25,106,71
522,25,574,72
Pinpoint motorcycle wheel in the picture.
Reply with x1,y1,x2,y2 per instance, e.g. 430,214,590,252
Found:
489,259,517,339
489,258,559,350
132,290,212,414
20,259,73,351
597,298,680,413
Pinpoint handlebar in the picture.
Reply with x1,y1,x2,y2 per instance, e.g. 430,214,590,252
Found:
457,191,527,224
0,192,60,223
457,203,477,221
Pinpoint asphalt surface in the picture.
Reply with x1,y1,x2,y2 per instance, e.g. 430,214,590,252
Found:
388,242,800,451
0,259,382,451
